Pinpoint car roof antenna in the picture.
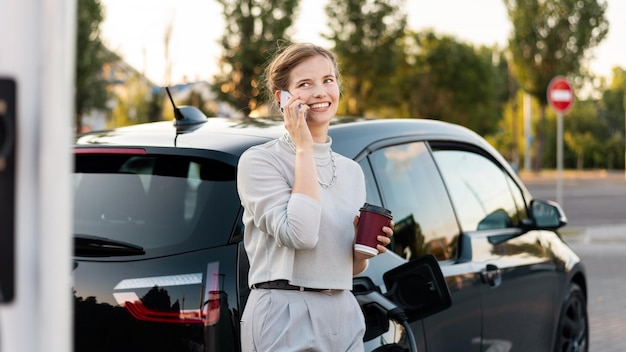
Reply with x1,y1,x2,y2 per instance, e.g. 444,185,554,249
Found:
165,86,186,122
165,86,209,127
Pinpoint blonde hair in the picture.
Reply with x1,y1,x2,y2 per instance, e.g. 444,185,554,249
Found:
264,43,340,108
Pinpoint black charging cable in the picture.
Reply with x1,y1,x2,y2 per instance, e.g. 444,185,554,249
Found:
354,290,418,352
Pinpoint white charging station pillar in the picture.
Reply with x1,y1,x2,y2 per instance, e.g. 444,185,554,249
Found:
0,0,75,351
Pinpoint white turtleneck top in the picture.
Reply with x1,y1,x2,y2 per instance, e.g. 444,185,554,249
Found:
237,135,366,290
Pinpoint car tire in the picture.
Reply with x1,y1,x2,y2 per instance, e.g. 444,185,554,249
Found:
554,283,588,352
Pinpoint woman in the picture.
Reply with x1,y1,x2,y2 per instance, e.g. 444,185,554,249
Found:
237,42,394,352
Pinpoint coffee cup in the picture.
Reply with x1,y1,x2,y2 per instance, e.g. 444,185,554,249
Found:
355,203,393,257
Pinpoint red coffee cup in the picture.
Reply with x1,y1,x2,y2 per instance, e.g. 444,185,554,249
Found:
355,203,393,257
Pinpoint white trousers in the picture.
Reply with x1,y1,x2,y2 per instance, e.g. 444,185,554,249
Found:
240,288,365,352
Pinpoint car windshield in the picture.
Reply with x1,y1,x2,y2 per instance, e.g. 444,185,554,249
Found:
73,152,239,252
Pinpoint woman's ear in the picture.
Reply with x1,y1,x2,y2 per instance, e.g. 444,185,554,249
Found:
274,90,282,106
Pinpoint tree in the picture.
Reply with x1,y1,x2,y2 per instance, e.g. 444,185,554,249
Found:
141,286,174,311
601,67,626,135
75,0,111,132
497,51,523,168
504,0,608,171
400,31,502,135
324,0,407,116
212,0,299,117
563,100,604,169
598,67,626,169
147,90,165,123
489,89,527,171
110,73,153,127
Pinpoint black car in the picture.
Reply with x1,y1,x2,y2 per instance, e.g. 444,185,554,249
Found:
73,107,587,352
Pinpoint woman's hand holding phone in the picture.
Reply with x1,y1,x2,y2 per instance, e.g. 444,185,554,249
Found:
280,90,312,159
280,90,305,119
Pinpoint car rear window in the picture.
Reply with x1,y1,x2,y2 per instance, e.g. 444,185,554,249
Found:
74,152,239,253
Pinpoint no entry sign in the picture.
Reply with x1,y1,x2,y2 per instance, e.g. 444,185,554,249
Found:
547,76,574,114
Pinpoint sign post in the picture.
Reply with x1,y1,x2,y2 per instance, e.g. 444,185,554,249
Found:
547,76,574,207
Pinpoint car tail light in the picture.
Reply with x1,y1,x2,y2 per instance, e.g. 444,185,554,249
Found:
113,263,222,326
118,290,221,326
124,300,204,324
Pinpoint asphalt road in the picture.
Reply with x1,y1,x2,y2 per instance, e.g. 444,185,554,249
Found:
521,170,626,228
522,170,626,352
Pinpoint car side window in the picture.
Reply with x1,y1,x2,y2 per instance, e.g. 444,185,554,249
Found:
431,148,521,232
368,142,460,261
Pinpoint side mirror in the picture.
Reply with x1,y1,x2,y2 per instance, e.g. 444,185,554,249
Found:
530,199,567,229
383,254,452,322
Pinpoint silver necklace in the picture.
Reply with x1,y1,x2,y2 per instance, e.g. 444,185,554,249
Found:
282,133,337,189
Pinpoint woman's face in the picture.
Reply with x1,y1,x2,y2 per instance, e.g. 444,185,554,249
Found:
286,55,339,124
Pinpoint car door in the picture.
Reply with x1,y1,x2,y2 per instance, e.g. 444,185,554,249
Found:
431,144,557,351
365,141,483,351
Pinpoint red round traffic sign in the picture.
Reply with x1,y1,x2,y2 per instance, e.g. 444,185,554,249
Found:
547,76,574,113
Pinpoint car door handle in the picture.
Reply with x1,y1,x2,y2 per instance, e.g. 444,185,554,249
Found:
481,264,502,288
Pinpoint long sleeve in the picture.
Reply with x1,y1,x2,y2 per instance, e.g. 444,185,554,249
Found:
237,143,322,249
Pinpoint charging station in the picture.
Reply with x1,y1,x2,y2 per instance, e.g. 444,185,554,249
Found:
0,0,75,351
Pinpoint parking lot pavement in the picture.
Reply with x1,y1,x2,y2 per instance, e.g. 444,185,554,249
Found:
565,224,626,352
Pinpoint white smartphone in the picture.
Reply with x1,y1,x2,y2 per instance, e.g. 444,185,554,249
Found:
280,90,302,117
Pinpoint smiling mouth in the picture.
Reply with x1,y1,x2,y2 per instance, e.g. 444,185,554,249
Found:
309,102,330,109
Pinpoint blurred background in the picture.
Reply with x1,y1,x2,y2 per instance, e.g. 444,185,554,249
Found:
76,0,625,174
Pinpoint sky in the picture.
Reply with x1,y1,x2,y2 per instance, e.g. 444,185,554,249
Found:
100,0,626,87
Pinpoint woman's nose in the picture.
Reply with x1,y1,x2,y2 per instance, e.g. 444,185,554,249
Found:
312,86,327,98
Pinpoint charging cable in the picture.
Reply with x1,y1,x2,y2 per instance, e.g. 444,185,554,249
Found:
354,290,418,352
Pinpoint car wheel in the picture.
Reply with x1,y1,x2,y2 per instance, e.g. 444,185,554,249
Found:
554,283,588,352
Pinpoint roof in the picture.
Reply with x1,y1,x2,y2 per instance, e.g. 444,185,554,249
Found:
75,116,492,160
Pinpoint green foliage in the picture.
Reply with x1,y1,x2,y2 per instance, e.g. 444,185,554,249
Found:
148,90,165,123
603,131,624,170
212,0,299,117
537,96,624,171
503,0,608,170
110,74,154,127
490,49,516,106
595,67,626,170
400,31,503,135
600,67,626,134
563,100,606,169
324,0,407,116
75,0,111,132
504,0,609,102
487,90,529,170
542,67,626,171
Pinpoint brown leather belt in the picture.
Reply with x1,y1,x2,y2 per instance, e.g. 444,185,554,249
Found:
251,280,338,293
